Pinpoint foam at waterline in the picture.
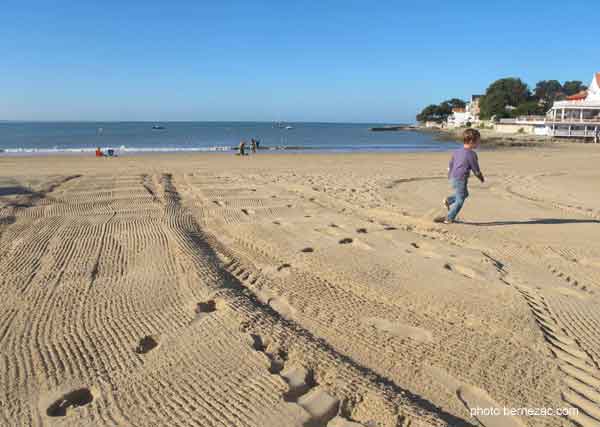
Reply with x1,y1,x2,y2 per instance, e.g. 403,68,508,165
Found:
0,145,319,155
1,145,236,155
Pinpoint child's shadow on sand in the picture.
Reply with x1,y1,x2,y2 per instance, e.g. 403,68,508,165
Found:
465,218,600,226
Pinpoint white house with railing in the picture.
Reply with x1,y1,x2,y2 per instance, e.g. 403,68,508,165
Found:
546,73,600,138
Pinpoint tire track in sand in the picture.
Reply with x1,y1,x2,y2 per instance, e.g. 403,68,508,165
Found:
518,287,600,427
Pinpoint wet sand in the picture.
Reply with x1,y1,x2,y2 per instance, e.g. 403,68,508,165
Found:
1,146,600,427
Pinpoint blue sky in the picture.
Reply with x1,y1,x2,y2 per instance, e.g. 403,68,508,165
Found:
1,0,598,122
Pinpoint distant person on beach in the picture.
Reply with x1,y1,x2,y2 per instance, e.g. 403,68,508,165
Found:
95,147,104,157
256,139,260,150
442,129,484,224
251,138,257,153
595,128,600,144
238,140,246,156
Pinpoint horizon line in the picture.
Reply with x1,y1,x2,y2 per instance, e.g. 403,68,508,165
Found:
0,120,412,125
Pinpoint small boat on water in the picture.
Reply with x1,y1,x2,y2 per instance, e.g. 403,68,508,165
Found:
152,125,165,130
273,121,293,130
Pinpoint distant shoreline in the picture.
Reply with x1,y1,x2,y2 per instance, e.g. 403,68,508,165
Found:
415,126,559,149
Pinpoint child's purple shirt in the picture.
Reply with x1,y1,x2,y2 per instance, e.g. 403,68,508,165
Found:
448,148,481,180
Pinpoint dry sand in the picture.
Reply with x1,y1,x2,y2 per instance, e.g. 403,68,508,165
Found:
1,146,600,427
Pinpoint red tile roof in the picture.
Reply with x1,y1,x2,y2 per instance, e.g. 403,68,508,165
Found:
566,90,588,101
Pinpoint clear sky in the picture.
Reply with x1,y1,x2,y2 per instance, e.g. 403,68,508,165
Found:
2,0,599,122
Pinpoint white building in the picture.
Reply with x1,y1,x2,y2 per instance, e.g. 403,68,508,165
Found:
447,107,473,128
447,95,482,128
546,73,600,138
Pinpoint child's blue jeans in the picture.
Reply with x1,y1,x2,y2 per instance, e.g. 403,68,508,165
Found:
446,178,469,221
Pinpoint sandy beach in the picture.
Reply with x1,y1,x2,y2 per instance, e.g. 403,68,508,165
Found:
1,146,600,427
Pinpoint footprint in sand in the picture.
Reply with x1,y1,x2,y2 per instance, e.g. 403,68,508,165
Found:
196,300,217,314
249,333,269,352
337,237,372,250
426,366,525,427
296,387,340,426
248,333,287,374
261,352,350,426
263,263,293,278
458,385,526,427
444,263,487,281
281,365,314,401
192,299,224,323
361,318,433,343
46,388,94,417
135,335,159,354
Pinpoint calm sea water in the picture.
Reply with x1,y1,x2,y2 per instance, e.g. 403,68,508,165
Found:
0,122,457,154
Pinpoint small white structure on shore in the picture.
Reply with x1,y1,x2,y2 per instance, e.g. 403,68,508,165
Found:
546,73,600,138
495,116,548,136
447,107,472,127
447,95,482,128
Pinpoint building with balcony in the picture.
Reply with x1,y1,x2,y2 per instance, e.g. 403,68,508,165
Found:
546,73,600,138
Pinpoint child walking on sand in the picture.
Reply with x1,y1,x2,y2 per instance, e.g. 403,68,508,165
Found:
443,129,485,223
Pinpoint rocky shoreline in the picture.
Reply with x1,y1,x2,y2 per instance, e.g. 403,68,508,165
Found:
419,126,559,149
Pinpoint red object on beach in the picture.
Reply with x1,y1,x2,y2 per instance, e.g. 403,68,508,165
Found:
95,148,103,157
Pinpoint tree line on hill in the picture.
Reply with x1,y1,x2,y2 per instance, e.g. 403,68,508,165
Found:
417,78,587,123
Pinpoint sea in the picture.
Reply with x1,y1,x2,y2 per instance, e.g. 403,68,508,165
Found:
0,122,457,155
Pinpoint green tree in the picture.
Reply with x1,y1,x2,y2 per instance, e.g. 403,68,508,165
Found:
442,98,466,110
480,78,530,119
416,99,466,123
563,80,587,96
416,104,441,123
513,101,546,117
436,102,453,120
534,80,563,105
